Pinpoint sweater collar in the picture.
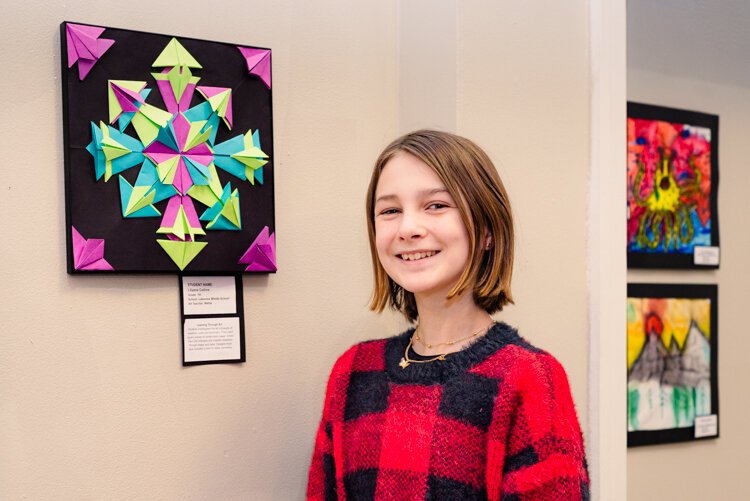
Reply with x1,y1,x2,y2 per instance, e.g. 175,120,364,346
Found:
384,321,520,384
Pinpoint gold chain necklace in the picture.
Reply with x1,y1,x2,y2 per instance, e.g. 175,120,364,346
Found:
413,320,494,349
399,320,496,369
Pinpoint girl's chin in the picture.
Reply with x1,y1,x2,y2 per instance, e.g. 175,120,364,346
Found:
394,282,459,300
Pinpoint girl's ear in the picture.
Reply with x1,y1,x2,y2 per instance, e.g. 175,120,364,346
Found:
484,232,493,250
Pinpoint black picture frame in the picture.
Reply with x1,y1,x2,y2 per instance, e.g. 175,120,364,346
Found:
627,283,719,447
627,102,719,269
61,22,275,274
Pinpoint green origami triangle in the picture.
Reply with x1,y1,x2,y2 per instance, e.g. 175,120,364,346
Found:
130,113,160,147
139,103,172,128
125,186,156,216
207,90,230,117
107,84,121,124
219,194,240,227
186,165,223,207
152,38,203,68
157,239,207,270
187,184,221,208
184,121,212,151
166,65,192,102
156,156,180,184
232,151,268,168
101,138,131,161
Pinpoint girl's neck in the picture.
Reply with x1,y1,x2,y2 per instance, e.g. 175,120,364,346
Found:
413,289,494,356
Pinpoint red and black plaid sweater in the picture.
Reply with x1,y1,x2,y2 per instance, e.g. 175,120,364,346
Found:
307,322,589,501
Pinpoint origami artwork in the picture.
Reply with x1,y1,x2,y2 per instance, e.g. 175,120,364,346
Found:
62,23,275,273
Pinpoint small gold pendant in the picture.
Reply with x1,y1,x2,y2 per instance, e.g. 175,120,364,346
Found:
399,358,409,369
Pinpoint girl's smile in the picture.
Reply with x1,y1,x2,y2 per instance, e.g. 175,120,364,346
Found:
397,250,440,261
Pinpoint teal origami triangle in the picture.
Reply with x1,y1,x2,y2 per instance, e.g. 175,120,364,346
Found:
118,175,134,216
200,200,223,222
118,112,136,132
155,120,180,152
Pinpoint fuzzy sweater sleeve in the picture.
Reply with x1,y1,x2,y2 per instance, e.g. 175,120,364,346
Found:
307,366,340,501
489,351,590,500
307,346,358,501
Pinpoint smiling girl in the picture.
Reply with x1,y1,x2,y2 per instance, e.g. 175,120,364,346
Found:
307,130,589,500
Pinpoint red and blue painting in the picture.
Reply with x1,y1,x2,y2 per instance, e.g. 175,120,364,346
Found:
627,103,719,269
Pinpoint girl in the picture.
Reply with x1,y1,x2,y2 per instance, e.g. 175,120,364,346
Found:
308,130,589,500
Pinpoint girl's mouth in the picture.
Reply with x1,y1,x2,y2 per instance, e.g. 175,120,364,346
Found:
398,250,439,261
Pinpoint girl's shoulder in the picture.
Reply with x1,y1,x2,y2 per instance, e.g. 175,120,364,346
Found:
474,327,573,390
327,330,409,378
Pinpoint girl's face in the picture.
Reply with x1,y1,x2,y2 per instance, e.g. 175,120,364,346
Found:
373,152,471,299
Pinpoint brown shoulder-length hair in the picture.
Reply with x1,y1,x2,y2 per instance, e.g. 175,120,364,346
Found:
366,129,514,322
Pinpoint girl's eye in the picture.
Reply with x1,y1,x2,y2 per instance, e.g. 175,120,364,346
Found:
427,202,449,210
379,208,400,216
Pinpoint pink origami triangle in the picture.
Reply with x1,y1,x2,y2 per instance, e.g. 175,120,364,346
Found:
76,59,98,79
171,113,191,151
156,78,179,114
182,196,202,228
225,93,234,128
173,158,193,195
237,47,271,89
71,226,114,271
161,196,181,227
113,86,142,114
66,23,114,80
239,226,276,272
197,85,229,100
179,83,197,112
197,85,233,128
112,82,145,102
71,31,96,60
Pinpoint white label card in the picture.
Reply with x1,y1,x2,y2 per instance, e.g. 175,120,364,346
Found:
693,246,720,266
694,414,718,438
183,317,241,362
182,276,237,315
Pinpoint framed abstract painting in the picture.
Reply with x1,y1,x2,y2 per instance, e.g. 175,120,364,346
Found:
61,22,276,273
627,283,719,447
627,103,719,269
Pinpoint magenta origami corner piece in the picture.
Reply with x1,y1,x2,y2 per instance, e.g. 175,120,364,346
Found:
237,47,271,89
238,226,276,272
66,23,115,80
71,226,114,270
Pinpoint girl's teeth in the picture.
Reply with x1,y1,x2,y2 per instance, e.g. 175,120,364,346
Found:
403,251,435,260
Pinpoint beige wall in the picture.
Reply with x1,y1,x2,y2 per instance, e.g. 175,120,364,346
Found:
456,1,591,413
0,1,594,499
627,69,750,500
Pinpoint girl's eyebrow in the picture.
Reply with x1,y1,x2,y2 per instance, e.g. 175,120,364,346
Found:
375,188,449,204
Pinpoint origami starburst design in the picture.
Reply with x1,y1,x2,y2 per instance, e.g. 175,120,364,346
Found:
85,38,270,270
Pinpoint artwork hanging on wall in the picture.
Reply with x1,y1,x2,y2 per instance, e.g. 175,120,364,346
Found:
61,22,275,273
627,283,719,447
627,103,719,269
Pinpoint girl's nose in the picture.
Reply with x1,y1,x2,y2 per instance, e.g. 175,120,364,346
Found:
397,211,427,240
